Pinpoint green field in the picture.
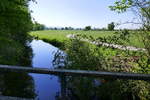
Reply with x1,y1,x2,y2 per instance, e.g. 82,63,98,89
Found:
30,30,145,48
30,30,115,41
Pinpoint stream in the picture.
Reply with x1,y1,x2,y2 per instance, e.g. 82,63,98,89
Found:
30,40,61,100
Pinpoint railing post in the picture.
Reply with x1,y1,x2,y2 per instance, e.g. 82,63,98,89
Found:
60,74,67,99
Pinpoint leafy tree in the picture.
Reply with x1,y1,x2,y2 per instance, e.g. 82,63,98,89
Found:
0,0,36,98
68,27,74,30
0,0,34,44
108,22,115,31
33,22,46,31
110,0,150,68
61,27,64,30
84,26,91,31
54,27,58,30
109,0,150,30
65,27,69,30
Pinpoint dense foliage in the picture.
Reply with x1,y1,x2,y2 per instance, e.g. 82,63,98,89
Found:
108,22,115,31
110,0,150,71
54,35,150,100
0,0,35,98
0,0,33,65
84,26,91,31
32,21,46,31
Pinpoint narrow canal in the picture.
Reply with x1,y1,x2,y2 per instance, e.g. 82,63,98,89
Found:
30,40,61,100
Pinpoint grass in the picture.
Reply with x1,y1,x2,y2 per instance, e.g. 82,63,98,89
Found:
29,30,148,48
30,30,115,41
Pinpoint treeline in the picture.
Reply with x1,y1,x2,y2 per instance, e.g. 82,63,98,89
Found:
33,22,142,31
32,23,83,31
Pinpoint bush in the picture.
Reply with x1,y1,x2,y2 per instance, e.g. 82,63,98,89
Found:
108,22,115,31
84,26,91,31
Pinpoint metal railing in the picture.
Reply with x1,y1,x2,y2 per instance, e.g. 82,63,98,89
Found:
0,65,150,81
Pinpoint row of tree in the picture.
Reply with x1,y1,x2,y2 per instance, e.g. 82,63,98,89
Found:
32,22,115,31
84,22,115,31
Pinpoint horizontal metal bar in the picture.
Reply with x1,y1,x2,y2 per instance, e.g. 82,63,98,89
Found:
0,65,150,81
0,96,33,100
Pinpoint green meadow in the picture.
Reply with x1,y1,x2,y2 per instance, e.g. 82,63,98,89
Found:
30,30,115,41
30,30,146,48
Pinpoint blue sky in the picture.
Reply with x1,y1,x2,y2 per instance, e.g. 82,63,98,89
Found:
29,0,138,29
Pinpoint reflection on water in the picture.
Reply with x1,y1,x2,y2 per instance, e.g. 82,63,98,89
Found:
0,45,36,99
0,72,35,98
30,40,61,100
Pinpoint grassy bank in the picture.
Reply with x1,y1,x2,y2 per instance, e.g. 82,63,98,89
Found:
30,30,115,41
30,30,116,48
30,30,146,48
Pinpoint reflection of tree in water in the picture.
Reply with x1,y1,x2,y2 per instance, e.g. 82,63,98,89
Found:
0,46,36,99
0,72,35,98
56,76,150,100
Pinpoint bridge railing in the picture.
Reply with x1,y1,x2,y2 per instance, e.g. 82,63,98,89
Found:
0,65,150,81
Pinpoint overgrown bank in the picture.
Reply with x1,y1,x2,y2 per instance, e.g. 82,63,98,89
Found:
53,36,150,100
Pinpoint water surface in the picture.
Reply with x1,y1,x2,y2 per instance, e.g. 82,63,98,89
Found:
30,40,61,100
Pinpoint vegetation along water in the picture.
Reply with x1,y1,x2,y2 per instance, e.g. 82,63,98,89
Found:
0,0,150,100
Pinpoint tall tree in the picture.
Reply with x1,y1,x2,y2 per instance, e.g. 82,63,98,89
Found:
110,0,150,72
0,1,36,98
0,0,33,44
108,22,115,31
84,26,91,31
33,22,46,31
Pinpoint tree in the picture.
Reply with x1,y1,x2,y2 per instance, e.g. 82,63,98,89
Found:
65,27,69,30
0,0,34,44
61,27,64,30
0,0,36,98
54,27,57,30
33,22,46,31
108,22,115,31
109,0,150,30
110,0,150,58
108,1,150,99
84,26,91,31
68,27,74,30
